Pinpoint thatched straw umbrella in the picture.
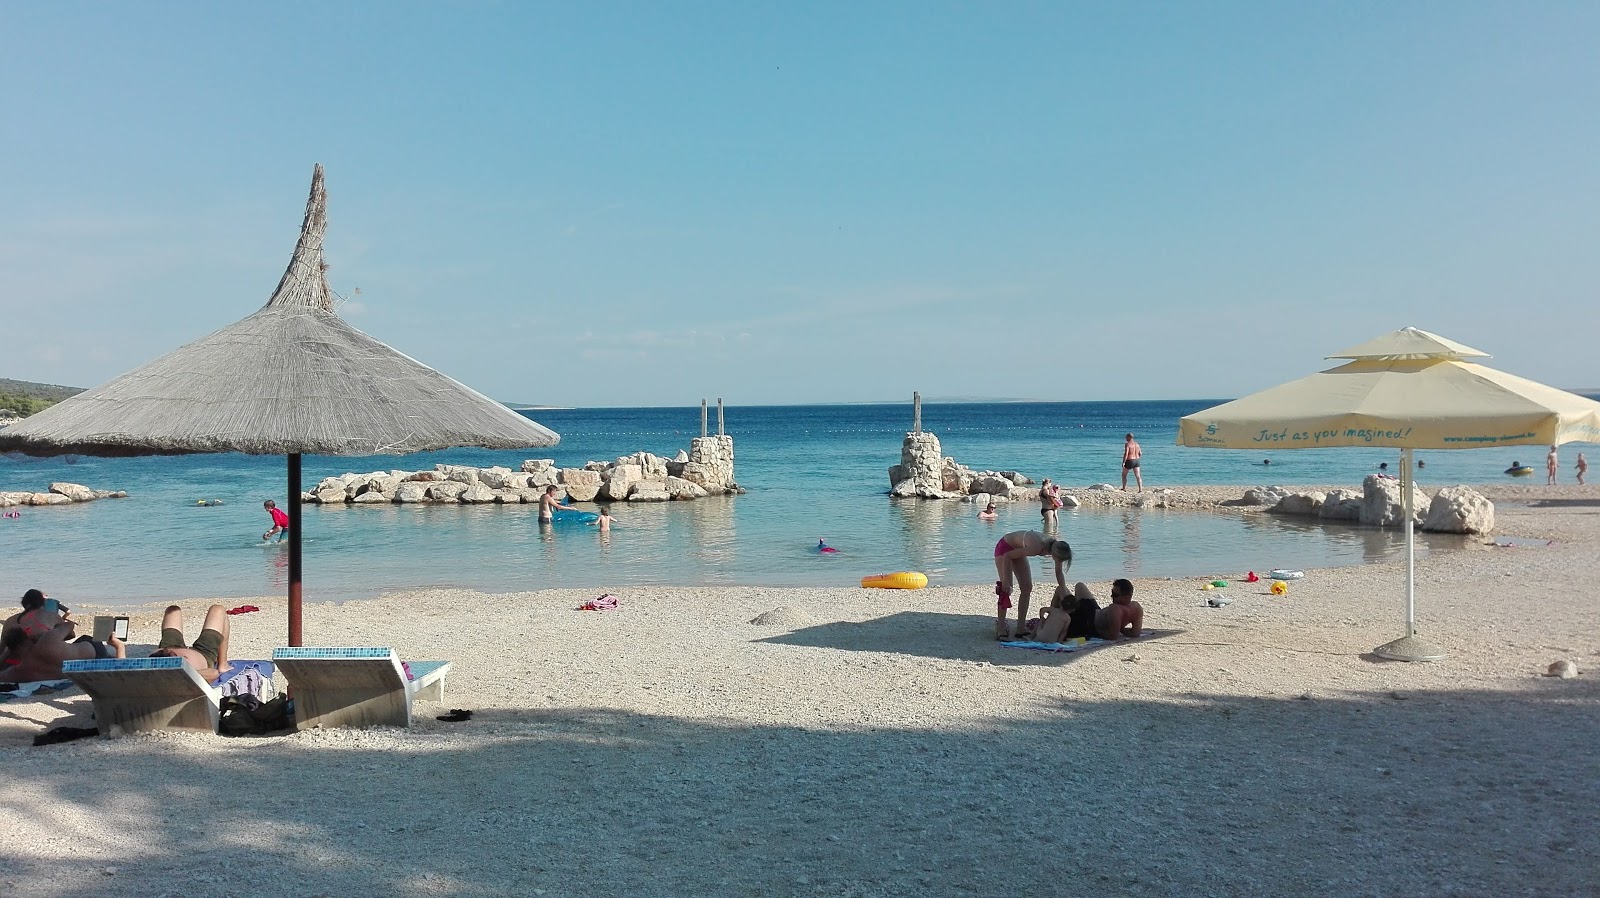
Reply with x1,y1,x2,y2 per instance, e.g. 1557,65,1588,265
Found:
0,165,559,644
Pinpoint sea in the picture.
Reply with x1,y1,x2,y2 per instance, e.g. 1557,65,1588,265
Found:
1,399,1581,609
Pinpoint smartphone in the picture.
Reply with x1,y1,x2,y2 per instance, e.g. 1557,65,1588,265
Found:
112,617,129,640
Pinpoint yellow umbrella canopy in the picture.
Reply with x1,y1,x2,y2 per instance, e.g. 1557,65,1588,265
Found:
1179,329,1600,451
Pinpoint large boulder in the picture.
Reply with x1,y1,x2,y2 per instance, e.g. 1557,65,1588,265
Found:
460,483,498,504
999,471,1034,486
629,485,671,502
563,482,601,502
478,467,517,490
48,482,95,502
558,468,602,488
1270,491,1326,517
427,481,469,503
1237,486,1291,507
314,486,348,504
1361,474,1430,527
664,476,709,500
941,457,974,494
969,473,1015,498
368,473,403,495
394,482,430,503
1421,486,1495,534
28,492,71,506
526,468,557,488
889,479,919,498
604,464,644,501
521,459,555,475
1320,489,1363,521
616,452,668,478
1060,494,1081,508
353,490,392,504
441,465,480,486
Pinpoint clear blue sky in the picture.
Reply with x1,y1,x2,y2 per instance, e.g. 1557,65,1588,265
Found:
2,2,1596,406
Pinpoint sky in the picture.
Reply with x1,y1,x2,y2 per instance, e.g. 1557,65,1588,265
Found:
1,2,1597,407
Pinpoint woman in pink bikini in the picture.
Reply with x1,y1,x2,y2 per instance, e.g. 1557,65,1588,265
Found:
992,530,1073,640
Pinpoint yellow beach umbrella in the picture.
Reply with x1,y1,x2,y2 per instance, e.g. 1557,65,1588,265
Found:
1178,327,1600,661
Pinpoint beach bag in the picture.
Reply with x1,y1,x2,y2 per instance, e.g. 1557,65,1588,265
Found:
218,694,292,736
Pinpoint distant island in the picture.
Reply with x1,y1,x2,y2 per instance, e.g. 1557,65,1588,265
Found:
0,377,84,418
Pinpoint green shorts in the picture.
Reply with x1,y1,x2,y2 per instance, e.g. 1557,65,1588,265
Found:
157,627,223,668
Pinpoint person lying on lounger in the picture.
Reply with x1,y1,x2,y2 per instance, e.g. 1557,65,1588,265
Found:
147,604,232,684
0,615,125,682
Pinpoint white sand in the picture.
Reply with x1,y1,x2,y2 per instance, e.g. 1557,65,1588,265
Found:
3,483,1597,897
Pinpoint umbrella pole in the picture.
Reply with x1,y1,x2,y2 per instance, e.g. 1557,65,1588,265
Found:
288,453,303,647
1373,447,1447,662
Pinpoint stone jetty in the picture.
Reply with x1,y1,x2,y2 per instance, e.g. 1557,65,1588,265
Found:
0,482,128,507
305,435,739,506
887,431,1041,501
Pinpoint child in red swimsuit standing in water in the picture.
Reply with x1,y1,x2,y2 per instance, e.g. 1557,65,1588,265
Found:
262,499,290,542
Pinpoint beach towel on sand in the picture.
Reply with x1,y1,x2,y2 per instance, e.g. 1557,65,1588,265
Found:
577,594,619,612
999,638,1107,653
0,679,74,702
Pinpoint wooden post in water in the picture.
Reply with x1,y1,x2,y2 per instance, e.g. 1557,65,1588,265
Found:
912,391,922,434
700,399,708,438
717,398,725,436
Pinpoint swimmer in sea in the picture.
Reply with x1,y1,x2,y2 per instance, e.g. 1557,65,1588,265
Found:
978,503,998,521
816,539,839,554
538,485,579,524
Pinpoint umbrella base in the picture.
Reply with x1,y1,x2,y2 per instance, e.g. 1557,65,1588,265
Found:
1373,634,1448,663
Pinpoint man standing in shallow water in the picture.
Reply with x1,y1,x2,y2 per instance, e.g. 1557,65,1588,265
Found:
1121,433,1143,492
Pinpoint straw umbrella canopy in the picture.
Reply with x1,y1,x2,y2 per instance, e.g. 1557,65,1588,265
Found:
0,165,560,644
1178,326,1600,661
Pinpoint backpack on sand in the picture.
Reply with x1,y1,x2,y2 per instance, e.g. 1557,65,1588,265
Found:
218,694,293,736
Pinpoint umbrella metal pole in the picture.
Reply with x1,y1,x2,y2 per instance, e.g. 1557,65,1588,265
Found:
1373,446,1446,662
288,453,303,647
1402,447,1415,638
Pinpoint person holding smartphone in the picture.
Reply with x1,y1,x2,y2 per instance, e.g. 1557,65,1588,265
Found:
0,613,125,682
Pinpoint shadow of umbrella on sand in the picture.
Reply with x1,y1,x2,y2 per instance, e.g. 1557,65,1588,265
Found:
1178,326,1600,662
0,165,560,645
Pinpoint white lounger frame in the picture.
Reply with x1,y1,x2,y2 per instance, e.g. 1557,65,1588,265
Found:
271,647,451,730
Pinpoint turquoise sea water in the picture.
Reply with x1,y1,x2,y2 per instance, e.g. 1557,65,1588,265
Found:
2,399,1587,608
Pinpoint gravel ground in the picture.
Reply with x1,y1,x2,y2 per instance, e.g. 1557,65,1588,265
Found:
2,482,1596,897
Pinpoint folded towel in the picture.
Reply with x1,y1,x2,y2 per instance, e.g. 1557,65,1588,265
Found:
577,594,619,611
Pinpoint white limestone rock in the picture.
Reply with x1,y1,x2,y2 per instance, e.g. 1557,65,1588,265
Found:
1088,483,1120,491
1239,486,1291,507
1421,485,1495,535
605,464,644,501
889,479,919,498
460,483,498,503
1271,491,1326,517
1060,494,1081,508
563,482,601,502
629,485,671,502
394,482,430,503
1546,660,1579,679
478,467,516,490
673,450,690,463
664,476,709,500
558,469,602,487
28,493,71,506
1000,471,1034,486
314,486,347,504
1361,474,1430,527
427,481,469,502
48,482,95,502
520,459,555,474
352,491,392,504
1320,489,1363,522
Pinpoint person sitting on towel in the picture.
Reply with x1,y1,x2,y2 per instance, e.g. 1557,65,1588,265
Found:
1032,582,1104,643
1,614,125,682
147,604,233,684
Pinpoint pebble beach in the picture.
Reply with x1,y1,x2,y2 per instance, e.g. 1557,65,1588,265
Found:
2,482,1597,897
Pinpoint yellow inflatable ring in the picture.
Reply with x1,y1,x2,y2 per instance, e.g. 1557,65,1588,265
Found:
861,571,928,590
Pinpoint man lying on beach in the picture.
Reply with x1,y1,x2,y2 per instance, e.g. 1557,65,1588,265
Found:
0,615,125,682
992,530,1072,639
148,604,232,684
1092,578,1143,640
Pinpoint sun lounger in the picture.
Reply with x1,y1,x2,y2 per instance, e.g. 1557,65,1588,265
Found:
59,657,280,736
270,647,451,730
